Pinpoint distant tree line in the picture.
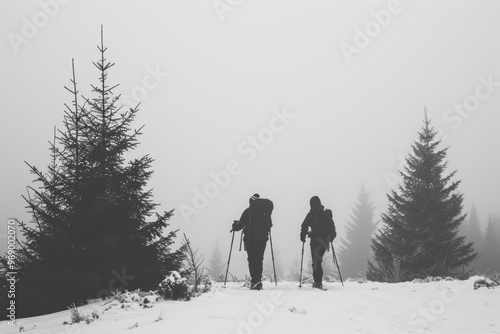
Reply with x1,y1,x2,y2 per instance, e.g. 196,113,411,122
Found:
460,205,500,275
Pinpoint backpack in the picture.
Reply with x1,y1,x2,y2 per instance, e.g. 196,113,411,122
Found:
246,198,273,241
313,208,336,239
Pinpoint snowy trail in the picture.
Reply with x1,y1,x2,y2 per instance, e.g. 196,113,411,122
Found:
1,278,499,334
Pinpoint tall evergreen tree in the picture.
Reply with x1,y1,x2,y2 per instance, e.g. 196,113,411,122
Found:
367,114,476,282
0,27,183,318
207,244,225,281
339,185,377,278
478,215,500,274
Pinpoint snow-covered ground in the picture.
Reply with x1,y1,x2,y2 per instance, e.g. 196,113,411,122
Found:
1,276,499,334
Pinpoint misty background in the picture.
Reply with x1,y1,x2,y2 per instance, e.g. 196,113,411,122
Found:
1,0,499,278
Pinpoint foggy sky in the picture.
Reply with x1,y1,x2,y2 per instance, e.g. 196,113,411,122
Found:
1,0,500,276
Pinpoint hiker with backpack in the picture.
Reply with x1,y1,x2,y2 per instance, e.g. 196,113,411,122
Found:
231,194,274,290
300,196,336,289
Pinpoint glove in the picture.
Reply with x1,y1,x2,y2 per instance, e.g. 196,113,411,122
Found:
230,221,238,232
300,231,307,243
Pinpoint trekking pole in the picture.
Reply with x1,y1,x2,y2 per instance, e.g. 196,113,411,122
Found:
269,230,278,286
331,241,344,286
224,229,236,286
299,241,305,288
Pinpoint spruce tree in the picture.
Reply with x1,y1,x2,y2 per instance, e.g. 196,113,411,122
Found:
367,115,476,282
479,215,500,274
207,244,225,281
339,186,377,279
0,27,183,318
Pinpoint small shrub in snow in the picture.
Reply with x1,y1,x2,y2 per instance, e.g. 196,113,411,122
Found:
202,277,213,292
91,310,99,320
101,289,160,313
490,272,500,284
473,277,499,290
190,276,213,297
112,290,142,304
68,304,85,323
158,271,191,300
143,295,159,304
242,279,252,289
429,276,443,282
68,304,98,325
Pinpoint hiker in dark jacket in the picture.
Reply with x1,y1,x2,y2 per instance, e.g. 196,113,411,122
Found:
231,194,273,290
300,196,336,289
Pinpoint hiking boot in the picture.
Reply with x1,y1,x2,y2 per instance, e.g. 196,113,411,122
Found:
250,281,263,290
312,282,323,289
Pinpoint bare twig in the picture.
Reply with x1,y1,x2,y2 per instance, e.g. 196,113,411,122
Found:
182,233,207,293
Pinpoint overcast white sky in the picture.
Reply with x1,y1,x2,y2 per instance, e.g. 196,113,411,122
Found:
1,0,499,275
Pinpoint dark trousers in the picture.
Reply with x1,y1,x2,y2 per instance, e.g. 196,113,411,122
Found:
310,237,328,284
246,239,267,284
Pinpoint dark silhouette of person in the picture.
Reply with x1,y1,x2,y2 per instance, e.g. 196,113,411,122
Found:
300,196,336,288
231,194,273,290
